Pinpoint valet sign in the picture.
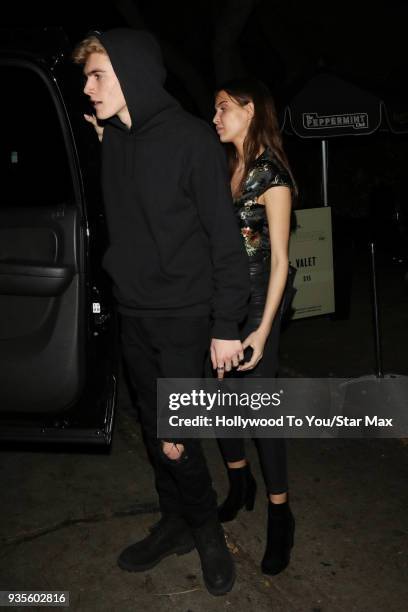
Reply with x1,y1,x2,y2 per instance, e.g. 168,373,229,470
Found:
288,207,335,319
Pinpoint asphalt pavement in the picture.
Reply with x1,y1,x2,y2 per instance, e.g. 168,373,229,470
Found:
1,249,407,612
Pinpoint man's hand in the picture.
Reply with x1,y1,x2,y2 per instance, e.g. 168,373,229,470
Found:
84,113,104,142
210,339,244,380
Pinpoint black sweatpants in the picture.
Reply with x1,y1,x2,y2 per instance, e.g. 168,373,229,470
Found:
121,315,217,527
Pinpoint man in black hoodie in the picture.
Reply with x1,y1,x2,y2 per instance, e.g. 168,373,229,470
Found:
73,28,249,596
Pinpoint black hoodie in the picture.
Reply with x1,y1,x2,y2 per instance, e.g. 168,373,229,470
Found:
96,28,249,339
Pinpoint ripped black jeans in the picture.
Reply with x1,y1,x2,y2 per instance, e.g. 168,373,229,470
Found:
121,315,217,527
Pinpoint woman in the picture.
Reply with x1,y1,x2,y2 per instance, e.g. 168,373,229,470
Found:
213,77,296,576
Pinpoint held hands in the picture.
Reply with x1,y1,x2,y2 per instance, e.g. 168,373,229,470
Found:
210,339,244,380
237,327,268,372
84,113,104,142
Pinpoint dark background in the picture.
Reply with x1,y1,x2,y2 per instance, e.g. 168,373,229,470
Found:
5,0,408,256
63,0,408,255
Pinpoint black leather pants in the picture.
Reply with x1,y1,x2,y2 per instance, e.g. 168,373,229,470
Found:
217,257,288,495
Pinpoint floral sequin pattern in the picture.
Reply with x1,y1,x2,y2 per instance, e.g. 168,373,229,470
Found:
234,149,292,259
241,226,262,256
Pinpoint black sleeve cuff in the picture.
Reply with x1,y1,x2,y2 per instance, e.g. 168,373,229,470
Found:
211,319,240,340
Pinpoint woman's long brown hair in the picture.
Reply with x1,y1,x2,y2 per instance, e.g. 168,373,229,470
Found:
216,78,298,198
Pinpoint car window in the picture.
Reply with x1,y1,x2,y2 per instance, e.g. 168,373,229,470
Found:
1,65,74,206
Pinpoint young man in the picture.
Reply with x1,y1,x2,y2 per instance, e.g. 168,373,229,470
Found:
73,28,249,596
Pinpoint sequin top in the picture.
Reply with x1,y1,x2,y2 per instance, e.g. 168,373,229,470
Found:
234,148,292,259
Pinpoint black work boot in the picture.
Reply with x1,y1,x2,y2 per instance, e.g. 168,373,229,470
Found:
117,514,195,572
192,516,236,596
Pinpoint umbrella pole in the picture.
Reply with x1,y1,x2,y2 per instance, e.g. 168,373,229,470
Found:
370,242,384,378
321,139,329,206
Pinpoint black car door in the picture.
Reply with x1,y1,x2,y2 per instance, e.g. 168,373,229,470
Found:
0,56,88,415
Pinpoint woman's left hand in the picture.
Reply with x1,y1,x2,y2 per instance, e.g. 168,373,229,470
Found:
237,328,268,372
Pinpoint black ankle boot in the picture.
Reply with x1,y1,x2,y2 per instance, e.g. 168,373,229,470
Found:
218,463,257,523
261,500,295,575
117,514,195,572
192,516,236,596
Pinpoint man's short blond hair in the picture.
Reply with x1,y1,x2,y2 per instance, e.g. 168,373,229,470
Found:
72,35,107,64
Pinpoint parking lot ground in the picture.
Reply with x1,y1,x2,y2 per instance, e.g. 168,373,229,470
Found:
1,250,407,612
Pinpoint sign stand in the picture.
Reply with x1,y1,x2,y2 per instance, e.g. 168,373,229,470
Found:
370,242,384,378
321,139,329,206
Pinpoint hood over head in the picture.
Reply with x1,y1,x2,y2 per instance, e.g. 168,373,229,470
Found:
95,28,180,133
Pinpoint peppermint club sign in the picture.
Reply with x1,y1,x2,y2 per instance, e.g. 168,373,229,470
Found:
303,112,369,131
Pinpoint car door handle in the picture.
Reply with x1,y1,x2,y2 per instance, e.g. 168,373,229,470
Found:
0,261,75,296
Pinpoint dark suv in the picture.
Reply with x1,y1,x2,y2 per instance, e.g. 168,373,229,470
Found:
0,28,118,445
